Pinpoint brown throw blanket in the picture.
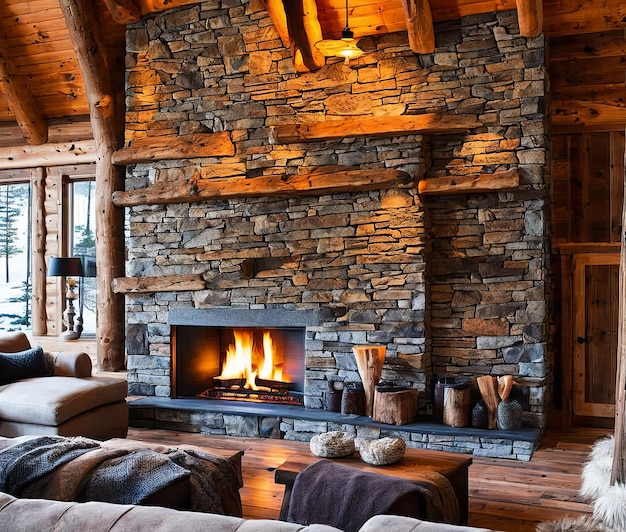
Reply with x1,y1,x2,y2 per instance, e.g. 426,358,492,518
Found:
286,460,459,532
0,435,242,517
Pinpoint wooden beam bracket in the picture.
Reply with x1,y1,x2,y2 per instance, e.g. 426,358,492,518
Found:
418,169,520,195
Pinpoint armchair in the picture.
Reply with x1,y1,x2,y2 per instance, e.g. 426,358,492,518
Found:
0,332,128,440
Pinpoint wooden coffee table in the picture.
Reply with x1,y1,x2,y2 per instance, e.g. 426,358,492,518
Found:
274,447,472,524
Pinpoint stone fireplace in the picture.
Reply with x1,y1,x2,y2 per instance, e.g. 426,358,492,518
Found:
170,308,311,404
124,2,549,460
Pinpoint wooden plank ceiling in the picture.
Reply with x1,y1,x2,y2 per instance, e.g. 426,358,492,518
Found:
0,0,624,150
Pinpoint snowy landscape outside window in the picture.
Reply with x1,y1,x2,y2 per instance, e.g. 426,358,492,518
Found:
72,180,96,336
0,182,31,331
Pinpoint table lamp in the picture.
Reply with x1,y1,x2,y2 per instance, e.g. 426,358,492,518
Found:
48,256,84,340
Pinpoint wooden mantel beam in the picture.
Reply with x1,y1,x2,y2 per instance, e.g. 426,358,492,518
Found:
0,42,48,145
400,0,435,54
113,274,205,294
112,132,235,165
112,167,413,207
516,0,543,38
102,0,141,24
270,114,481,144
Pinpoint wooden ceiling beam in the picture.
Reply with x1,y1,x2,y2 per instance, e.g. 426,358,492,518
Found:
400,0,435,54
0,43,48,145
102,0,141,24
516,0,543,38
0,141,96,170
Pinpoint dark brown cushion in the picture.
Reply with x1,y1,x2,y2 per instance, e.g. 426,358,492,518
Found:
0,346,53,385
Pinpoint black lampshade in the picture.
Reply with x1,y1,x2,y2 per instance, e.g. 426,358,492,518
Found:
48,257,84,277
80,256,97,278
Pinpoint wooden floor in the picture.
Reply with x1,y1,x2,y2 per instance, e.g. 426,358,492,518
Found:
28,336,608,530
125,425,610,532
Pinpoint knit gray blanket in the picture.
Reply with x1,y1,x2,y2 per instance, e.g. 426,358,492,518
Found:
0,435,242,516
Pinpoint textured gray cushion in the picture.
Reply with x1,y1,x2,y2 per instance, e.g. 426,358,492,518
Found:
0,347,52,385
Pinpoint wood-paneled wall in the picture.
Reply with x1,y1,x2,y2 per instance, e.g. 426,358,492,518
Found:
552,132,625,244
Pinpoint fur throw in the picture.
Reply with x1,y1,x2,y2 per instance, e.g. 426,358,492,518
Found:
536,515,610,532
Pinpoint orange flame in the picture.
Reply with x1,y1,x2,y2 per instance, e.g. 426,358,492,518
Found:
220,329,285,389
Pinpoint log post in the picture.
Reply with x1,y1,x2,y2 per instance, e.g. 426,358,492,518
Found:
61,0,126,371
352,345,386,417
31,167,47,335
611,128,626,484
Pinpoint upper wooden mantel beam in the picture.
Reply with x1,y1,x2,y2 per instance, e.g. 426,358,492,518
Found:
270,113,481,144
516,0,543,37
400,0,435,54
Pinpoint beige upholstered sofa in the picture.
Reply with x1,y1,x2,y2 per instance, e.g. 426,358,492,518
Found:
0,491,493,532
0,332,128,439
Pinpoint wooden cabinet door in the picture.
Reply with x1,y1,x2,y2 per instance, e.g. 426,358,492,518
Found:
572,253,620,418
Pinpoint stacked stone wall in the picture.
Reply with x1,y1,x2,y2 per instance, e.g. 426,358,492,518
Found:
123,1,549,430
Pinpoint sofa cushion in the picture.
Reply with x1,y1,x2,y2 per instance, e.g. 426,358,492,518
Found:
0,376,128,426
0,347,53,385
0,492,342,531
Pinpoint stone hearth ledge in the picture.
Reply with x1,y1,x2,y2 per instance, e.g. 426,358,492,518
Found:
128,397,541,462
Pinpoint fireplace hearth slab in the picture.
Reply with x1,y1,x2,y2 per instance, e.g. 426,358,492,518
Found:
128,396,541,460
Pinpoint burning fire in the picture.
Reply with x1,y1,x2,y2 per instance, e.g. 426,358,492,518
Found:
219,329,285,390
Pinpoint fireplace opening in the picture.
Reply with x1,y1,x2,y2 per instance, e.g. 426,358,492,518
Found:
172,324,305,406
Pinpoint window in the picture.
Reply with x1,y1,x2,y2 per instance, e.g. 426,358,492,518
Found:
71,180,96,336
0,182,32,332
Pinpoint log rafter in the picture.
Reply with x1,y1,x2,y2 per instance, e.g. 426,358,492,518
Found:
0,42,48,145
516,0,543,37
400,0,435,54
102,0,141,23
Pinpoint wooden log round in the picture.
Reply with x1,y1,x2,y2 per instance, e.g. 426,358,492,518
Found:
373,389,418,425
443,386,470,428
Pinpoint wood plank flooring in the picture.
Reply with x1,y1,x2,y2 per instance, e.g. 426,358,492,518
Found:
126,426,611,532
29,336,608,530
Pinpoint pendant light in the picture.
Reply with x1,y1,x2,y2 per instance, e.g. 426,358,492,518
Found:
315,0,364,65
